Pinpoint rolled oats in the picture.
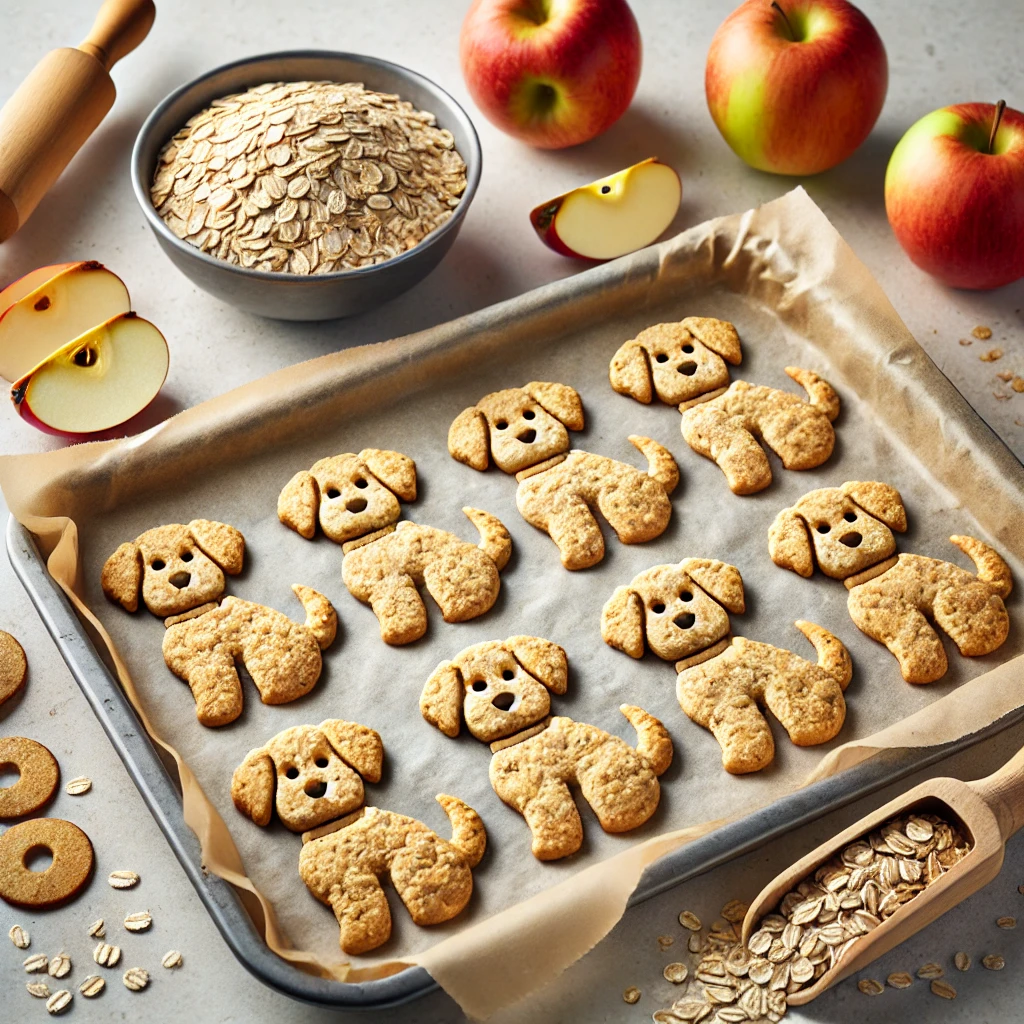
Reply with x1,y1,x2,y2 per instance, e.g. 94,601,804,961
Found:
79,975,105,998
997,916,1016,929
657,934,674,949
982,954,1005,970
88,919,105,938
930,979,957,999
24,953,48,973
27,981,51,998
48,952,71,978
857,978,884,995
93,943,121,967
678,911,702,931
124,911,153,933
887,971,913,988
123,967,150,992
917,962,944,979
9,924,29,948
161,950,183,969
954,951,971,971
45,990,72,1015
622,985,641,1004
65,776,92,795
108,870,140,889
663,962,688,983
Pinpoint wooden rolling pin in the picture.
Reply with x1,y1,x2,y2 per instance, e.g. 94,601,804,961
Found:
0,0,156,243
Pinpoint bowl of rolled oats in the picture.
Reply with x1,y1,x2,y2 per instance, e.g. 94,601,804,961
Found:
131,52,481,320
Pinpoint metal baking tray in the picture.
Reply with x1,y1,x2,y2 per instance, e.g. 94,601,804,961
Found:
10,515,1024,1010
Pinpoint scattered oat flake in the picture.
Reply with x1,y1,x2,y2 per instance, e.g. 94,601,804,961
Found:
79,975,105,998
687,931,702,953
27,981,51,998
973,325,993,340
998,371,1015,381
123,967,150,992
88,919,105,938
109,870,139,889
9,924,29,948
46,990,72,1015
982,954,1005,970
918,962,944,979
887,971,913,988
161,950,183,969
980,348,1004,362
1018,883,1024,895
48,952,71,978
657,934,674,948
65,776,92,795
955,951,971,971
663,962,688,983
995,392,1011,400
124,910,153,932
931,979,957,999
93,943,121,967
720,899,748,923
959,338,973,346
622,985,641,1004
1012,378,1024,393
24,953,49,973
858,978,884,995
678,911,702,931
997,916,1016,928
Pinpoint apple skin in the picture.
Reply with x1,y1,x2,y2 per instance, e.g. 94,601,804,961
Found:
885,103,1024,290
705,0,887,175
459,0,642,149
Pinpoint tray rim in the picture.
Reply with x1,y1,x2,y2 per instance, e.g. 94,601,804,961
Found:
9,515,1024,1011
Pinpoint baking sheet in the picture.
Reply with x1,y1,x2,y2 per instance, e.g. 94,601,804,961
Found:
2,188,1023,1018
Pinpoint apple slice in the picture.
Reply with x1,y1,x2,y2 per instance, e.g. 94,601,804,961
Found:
11,313,169,436
0,263,78,310
530,158,681,261
0,262,130,383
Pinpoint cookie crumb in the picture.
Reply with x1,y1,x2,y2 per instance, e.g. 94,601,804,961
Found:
959,338,973,346
1012,377,1024,393
980,348,1004,362
657,934,674,949
998,371,1015,381
973,325,993,340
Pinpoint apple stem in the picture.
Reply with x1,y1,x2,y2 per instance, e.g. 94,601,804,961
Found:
988,99,1006,154
771,1,795,40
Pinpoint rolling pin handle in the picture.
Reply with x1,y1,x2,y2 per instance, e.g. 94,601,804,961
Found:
78,0,156,72
969,744,1024,844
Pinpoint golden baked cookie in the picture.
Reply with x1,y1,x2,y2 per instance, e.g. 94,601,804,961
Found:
0,819,93,908
0,736,59,819
676,621,852,774
0,631,27,706
680,367,840,494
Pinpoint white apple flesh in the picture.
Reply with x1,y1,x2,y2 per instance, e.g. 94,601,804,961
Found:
530,158,681,261
0,262,77,309
11,313,169,435
0,261,130,383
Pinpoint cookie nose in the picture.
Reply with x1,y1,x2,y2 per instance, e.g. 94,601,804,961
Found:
677,361,698,376
517,429,536,444
346,498,368,513
674,613,696,629
304,780,327,799
169,571,191,589
492,692,515,711
839,532,863,548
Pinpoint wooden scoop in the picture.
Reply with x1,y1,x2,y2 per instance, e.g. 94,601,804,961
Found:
741,744,1024,1005
0,0,156,243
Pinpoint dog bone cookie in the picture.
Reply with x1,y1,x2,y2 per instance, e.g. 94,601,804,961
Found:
676,621,852,774
102,519,244,616
0,737,59,819
489,707,673,860
0,631,27,706
0,819,93,908
278,449,417,543
341,508,511,645
602,558,745,661
680,367,840,494
610,317,742,406
769,482,1013,683
163,586,336,727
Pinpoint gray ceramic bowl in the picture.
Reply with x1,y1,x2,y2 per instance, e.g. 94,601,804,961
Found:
131,51,481,321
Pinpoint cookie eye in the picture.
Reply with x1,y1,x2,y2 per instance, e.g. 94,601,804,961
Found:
285,767,299,780
844,512,857,522
471,680,487,692
181,551,193,562
315,757,329,768
496,420,508,430
326,487,340,499
680,590,693,602
523,409,535,420
355,478,368,489
502,669,515,681
151,559,165,570
655,353,668,363
682,344,694,354
651,602,666,614
816,523,831,534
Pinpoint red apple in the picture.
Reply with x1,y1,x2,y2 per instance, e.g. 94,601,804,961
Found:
705,0,887,175
885,101,1024,290
459,0,642,149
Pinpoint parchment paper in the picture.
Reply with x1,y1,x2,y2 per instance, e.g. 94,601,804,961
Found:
2,188,1023,1020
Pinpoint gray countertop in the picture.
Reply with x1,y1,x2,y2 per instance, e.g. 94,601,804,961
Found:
1,1,1022,1021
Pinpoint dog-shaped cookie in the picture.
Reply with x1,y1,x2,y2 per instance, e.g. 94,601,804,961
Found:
340,508,512,645
768,481,1013,683
602,558,745,661
278,448,417,543
420,636,673,860
448,382,679,569
232,720,485,955
680,367,840,494
610,317,743,407
102,520,336,726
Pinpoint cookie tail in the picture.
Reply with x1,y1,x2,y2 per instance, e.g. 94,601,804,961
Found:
620,704,673,776
292,585,338,650
462,507,512,570
628,435,680,495
785,367,840,422
436,794,486,868
794,620,853,691
950,535,1013,599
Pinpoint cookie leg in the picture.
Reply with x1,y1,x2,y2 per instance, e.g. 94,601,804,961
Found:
490,760,583,860
764,670,846,747
422,559,498,623
577,753,660,833
707,696,775,774
681,405,771,494
182,660,244,727
848,589,947,683
390,840,473,926
933,584,1009,657
326,875,393,955
369,574,428,645
595,482,671,545
760,411,835,471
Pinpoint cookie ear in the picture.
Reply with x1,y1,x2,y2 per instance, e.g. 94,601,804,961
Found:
449,407,490,471
842,481,907,532
231,748,275,826
188,519,245,574
421,661,464,737
358,448,417,502
682,317,742,365
278,471,320,539
522,381,585,431
101,541,142,612
319,720,383,783
609,341,653,403
681,559,745,614
768,509,814,578
601,587,645,659
506,635,568,694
